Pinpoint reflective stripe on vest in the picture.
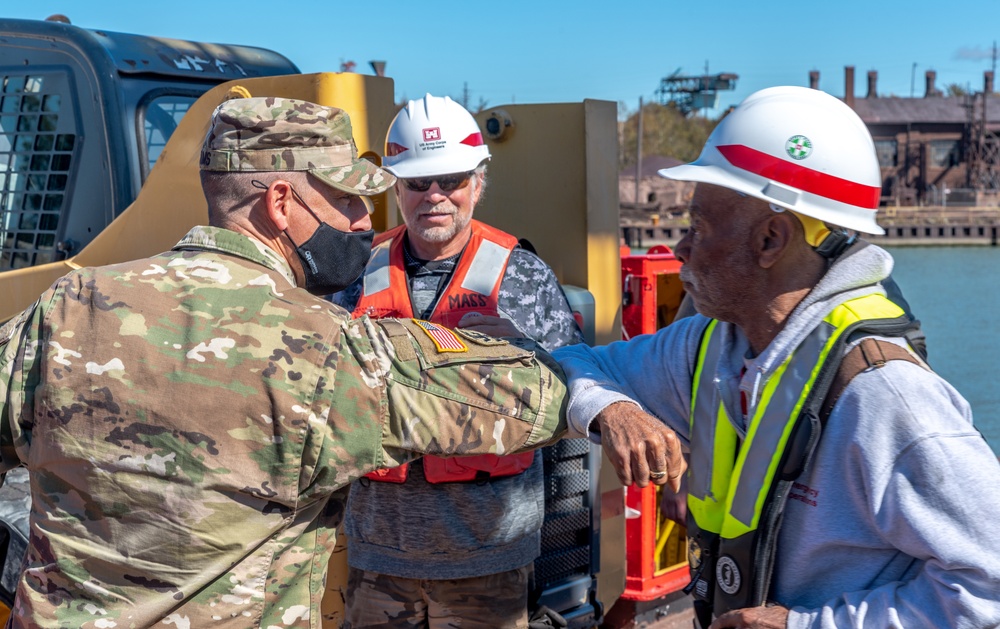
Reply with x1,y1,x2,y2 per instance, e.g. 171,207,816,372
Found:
687,293,908,614
460,239,509,296
362,238,393,296
356,221,516,326
353,221,533,483
687,319,738,535
362,239,509,298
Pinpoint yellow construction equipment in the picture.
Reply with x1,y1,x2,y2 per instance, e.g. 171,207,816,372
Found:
0,17,645,627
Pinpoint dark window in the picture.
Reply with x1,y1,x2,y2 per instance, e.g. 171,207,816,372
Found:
142,95,197,175
874,140,898,167
47,174,67,191
21,95,40,113
929,140,960,168
27,175,45,191
50,154,72,171
55,134,74,151
33,135,53,151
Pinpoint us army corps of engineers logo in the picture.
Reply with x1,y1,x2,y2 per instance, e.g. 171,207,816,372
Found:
786,135,812,160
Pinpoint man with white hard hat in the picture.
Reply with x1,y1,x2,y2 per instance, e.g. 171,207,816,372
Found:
554,86,1000,628
334,94,585,628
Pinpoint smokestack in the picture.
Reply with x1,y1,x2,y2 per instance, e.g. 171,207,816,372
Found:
867,71,878,98
809,70,820,90
925,70,941,97
844,66,855,108
986,70,995,94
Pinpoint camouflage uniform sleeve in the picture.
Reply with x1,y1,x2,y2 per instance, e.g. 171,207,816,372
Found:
0,297,44,475
497,248,585,352
331,316,567,471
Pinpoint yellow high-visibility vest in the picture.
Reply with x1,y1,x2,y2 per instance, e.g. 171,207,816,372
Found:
685,293,914,618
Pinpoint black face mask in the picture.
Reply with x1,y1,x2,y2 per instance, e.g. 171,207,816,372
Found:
253,180,374,296
288,221,374,296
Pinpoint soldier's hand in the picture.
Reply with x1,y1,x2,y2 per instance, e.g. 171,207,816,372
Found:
595,402,685,492
457,312,523,338
709,604,789,629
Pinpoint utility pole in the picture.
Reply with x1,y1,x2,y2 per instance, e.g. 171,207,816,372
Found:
993,40,997,80
703,60,710,118
462,82,469,109
635,97,643,211
911,62,917,98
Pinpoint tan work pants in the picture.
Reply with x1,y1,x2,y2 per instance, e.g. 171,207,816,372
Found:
343,564,532,628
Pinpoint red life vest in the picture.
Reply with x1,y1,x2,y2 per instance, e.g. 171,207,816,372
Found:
354,220,535,483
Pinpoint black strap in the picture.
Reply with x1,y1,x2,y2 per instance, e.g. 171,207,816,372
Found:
764,332,921,610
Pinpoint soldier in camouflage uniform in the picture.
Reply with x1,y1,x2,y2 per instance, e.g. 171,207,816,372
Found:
332,94,584,629
0,97,572,628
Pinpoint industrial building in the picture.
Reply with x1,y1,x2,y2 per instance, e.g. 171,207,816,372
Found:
620,66,1000,248
822,67,1000,208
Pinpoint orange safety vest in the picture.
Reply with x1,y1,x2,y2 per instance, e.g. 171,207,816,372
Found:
354,220,535,483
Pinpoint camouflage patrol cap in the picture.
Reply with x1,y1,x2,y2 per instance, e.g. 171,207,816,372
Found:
200,97,395,196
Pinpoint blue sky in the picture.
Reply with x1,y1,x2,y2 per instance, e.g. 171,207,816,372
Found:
5,1,998,118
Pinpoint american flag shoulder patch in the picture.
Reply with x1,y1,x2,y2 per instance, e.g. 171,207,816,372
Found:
412,319,468,353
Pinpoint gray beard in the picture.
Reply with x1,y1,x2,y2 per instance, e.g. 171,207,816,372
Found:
406,204,472,244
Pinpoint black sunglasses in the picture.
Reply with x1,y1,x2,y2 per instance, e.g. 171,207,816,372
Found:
401,171,474,193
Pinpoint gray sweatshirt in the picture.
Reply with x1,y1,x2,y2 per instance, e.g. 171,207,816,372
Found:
555,243,1000,629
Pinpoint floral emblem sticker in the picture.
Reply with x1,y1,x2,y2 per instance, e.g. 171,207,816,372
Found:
786,135,813,160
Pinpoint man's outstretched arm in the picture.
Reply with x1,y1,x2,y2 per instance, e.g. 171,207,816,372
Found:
553,315,709,489
330,317,567,480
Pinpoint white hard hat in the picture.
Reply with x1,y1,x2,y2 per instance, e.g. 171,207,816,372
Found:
383,94,490,178
659,86,884,235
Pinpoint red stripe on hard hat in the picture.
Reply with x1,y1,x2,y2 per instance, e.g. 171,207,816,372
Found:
460,133,484,147
386,142,409,157
717,144,880,210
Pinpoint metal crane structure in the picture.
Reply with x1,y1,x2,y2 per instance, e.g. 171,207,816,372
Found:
655,69,739,116
965,91,1000,193
965,43,999,194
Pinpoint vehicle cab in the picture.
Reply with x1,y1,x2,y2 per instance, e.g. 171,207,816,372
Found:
0,17,298,271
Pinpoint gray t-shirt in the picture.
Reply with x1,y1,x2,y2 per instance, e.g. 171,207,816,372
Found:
332,237,584,579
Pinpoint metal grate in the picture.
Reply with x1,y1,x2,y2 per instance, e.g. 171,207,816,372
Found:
535,438,596,587
0,74,76,270
535,545,592,585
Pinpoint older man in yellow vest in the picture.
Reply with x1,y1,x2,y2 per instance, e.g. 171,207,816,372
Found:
555,87,1000,629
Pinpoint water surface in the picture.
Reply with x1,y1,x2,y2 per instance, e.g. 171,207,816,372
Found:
885,246,1000,454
